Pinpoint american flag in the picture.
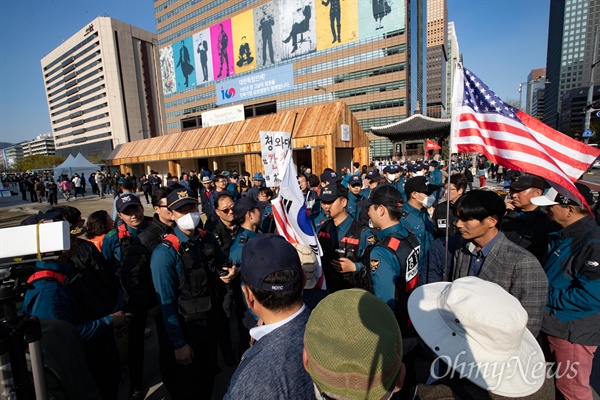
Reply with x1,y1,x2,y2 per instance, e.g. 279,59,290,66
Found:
450,63,600,207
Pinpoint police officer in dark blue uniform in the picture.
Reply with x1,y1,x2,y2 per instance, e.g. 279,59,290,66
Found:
346,175,363,221
400,176,438,274
356,185,421,352
150,189,236,399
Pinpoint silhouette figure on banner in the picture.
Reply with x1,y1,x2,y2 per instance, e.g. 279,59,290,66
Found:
196,35,209,82
282,4,311,54
217,24,231,78
258,5,275,65
372,0,392,30
237,36,254,67
322,0,341,43
176,41,194,87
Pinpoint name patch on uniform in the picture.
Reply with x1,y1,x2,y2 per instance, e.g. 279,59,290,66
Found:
405,246,420,282
585,260,599,267
370,258,381,274
437,219,447,228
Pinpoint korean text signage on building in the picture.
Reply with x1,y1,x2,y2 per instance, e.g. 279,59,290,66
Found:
260,131,291,186
216,64,294,106
202,104,245,128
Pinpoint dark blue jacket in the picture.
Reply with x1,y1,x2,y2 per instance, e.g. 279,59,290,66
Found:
22,261,113,341
541,215,600,345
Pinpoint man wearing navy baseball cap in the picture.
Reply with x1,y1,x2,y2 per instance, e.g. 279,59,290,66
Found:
346,175,364,220
225,234,314,399
150,188,235,399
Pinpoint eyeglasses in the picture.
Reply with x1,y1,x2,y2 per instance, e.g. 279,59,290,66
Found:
217,206,234,214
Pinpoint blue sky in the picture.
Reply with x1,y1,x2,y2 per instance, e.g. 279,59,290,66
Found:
0,0,550,144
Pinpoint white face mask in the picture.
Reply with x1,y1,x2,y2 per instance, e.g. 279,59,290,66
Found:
419,194,436,209
176,212,201,230
388,174,396,181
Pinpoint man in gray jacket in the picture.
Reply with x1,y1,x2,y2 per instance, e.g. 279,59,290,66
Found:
450,190,548,336
224,234,314,399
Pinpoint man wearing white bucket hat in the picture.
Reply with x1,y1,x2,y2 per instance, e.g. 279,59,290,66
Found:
531,182,600,400
408,277,554,399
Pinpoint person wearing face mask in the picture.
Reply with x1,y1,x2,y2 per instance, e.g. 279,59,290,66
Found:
150,189,236,399
400,176,438,275
120,187,176,399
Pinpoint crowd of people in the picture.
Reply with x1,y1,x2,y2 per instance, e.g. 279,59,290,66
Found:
8,158,600,400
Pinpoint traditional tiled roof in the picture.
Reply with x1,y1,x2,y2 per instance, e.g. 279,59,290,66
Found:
370,114,452,141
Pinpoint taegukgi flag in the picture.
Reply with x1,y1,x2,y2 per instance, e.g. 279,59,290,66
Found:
271,150,325,289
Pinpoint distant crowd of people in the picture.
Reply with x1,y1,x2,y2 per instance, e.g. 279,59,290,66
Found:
8,157,600,400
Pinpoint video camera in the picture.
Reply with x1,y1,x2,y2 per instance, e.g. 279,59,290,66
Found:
0,220,71,400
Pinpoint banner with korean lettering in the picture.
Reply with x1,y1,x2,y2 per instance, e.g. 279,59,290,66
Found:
216,64,294,105
260,131,291,187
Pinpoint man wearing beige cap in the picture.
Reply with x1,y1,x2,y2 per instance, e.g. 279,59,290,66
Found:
531,183,600,400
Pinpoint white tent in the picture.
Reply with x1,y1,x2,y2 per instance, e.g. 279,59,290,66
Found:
53,153,100,179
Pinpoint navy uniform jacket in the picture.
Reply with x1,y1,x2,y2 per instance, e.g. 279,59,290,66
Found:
150,226,226,349
102,219,151,263
346,191,363,221
369,224,417,311
400,202,435,271
22,261,114,341
229,227,259,266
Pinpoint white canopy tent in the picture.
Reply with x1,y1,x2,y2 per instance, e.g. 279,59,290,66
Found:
53,153,100,179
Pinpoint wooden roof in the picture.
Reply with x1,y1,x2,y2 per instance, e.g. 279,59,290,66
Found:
106,102,359,165
370,113,452,141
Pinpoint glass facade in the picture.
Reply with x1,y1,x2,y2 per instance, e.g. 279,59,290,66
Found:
157,0,427,161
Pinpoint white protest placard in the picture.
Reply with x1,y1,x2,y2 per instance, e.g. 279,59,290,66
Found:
260,131,292,186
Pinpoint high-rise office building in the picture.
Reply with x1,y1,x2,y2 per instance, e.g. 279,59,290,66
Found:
559,85,600,133
155,0,427,159
532,87,545,118
41,17,166,158
446,21,460,116
2,144,24,169
519,68,546,116
21,133,56,157
544,0,600,130
426,0,447,118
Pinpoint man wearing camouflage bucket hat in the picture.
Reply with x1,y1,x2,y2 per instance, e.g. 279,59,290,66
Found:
303,289,406,399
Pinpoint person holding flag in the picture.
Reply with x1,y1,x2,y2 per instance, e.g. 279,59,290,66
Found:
450,63,600,207
271,150,325,290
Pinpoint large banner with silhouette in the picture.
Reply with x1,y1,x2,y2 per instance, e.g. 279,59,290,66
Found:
193,28,214,84
253,1,281,68
159,0,405,94
278,0,317,60
232,10,257,74
172,37,196,90
315,0,358,51
211,20,235,80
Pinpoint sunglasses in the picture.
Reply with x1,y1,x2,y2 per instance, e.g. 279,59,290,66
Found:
217,206,234,214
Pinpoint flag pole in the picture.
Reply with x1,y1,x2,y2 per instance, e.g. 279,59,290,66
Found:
443,60,463,280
